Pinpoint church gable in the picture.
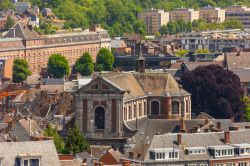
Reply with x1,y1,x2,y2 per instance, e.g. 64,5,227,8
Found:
79,76,124,94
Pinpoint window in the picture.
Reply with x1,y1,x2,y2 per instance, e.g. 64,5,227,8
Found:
169,152,178,159
172,101,179,114
139,103,142,116
128,106,132,119
16,158,40,166
226,163,235,166
200,164,208,166
214,164,223,166
186,100,189,113
214,148,234,157
239,162,247,166
151,100,160,116
188,164,196,166
133,104,137,118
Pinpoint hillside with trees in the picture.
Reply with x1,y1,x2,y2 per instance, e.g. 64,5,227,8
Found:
11,0,250,36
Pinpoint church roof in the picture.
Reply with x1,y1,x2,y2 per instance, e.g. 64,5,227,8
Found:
102,72,190,101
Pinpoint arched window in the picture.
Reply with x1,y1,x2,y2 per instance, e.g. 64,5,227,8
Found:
95,106,105,129
124,107,127,120
133,104,137,118
144,101,147,115
128,106,132,119
151,100,160,116
172,101,180,114
139,103,142,116
186,100,189,113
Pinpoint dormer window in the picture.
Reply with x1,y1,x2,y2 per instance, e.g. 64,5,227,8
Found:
233,144,250,156
16,154,41,166
149,148,180,160
208,145,234,158
186,147,206,155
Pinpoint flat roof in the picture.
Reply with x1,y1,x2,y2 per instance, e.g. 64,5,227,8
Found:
150,148,181,152
208,145,234,149
232,143,250,148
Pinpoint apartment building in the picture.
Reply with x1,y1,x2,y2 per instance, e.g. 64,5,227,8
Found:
181,30,245,52
170,8,199,22
125,129,250,166
225,5,250,29
199,7,225,23
0,22,111,74
138,9,169,35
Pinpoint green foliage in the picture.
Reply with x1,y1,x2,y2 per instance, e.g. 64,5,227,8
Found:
44,125,65,153
5,16,14,30
243,97,250,122
13,59,31,83
0,0,13,10
96,48,114,71
48,54,70,78
75,52,94,76
175,49,189,57
64,124,89,155
196,49,210,54
223,19,243,30
24,0,248,36
34,21,58,35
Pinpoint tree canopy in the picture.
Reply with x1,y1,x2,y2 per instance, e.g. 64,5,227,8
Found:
75,52,94,76
96,48,114,71
181,65,244,121
48,54,70,78
26,0,247,37
5,16,14,31
13,59,31,83
243,97,250,122
175,49,189,57
44,124,65,153
64,124,89,155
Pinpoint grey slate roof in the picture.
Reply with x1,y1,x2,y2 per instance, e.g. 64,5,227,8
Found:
2,22,40,39
231,68,250,83
0,140,60,166
42,78,64,85
125,118,233,143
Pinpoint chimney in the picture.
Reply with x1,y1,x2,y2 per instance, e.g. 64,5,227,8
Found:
216,122,222,130
180,117,186,133
123,160,130,166
177,134,182,146
224,131,230,144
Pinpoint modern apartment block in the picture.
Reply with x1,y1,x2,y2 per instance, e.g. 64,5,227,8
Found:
199,7,225,23
225,5,250,29
0,22,111,74
138,9,169,35
169,8,199,22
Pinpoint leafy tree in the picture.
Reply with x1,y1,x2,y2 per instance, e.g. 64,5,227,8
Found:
5,16,14,30
44,124,65,153
48,54,70,78
182,65,244,121
175,49,189,57
13,59,31,83
96,48,114,71
243,97,250,122
0,0,13,10
223,19,243,30
159,25,168,35
64,124,89,155
75,52,94,76
195,49,210,54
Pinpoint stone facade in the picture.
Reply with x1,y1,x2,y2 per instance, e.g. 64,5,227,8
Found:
76,73,191,140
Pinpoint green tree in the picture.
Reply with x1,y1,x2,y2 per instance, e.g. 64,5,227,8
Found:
5,16,14,30
0,0,13,10
13,59,31,83
175,49,189,57
223,19,243,29
48,54,70,78
64,124,89,155
195,49,210,54
159,25,168,35
75,52,94,76
96,48,114,71
44,124,65,153
243,97,250,122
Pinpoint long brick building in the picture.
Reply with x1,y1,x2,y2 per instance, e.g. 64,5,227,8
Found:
0,22,111,74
